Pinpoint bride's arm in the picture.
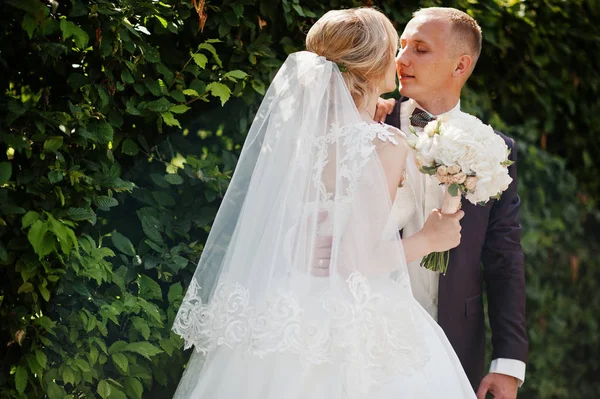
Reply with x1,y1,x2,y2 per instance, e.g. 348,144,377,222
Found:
376,130,464,264
375,131,409,202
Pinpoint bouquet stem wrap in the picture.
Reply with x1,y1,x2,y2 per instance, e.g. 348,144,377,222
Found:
420,189,461,274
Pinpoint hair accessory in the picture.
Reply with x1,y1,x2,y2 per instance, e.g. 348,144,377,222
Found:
336,62,348,73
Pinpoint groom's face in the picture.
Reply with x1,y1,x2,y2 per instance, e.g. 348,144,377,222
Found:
396,16,457,103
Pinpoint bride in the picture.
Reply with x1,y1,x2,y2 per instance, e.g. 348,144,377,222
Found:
172,7,475,399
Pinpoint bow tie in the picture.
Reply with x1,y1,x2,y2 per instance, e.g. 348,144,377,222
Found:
410,108,436,128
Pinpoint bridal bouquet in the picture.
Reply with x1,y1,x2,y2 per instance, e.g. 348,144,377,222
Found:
409,114,513,274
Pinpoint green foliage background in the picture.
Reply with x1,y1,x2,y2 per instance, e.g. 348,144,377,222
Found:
0,0,598,398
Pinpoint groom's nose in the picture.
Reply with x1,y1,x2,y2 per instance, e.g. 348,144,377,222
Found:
396,48,409,67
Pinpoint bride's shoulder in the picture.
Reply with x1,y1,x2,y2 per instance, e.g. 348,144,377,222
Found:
351,122,408,147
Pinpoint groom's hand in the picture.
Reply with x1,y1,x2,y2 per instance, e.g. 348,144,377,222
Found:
311,236,332,277
476,373,519,399
374,98,396,123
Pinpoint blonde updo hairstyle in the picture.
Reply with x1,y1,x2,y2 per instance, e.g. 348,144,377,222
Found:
306,8,399,109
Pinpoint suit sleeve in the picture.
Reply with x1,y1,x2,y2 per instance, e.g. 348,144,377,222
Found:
482,135,528,364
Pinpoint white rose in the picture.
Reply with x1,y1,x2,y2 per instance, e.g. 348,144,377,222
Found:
453,172,467,184
447,164,461,175
464,176,478,191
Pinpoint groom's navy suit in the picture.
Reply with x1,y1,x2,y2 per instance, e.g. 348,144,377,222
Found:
386,98,528,390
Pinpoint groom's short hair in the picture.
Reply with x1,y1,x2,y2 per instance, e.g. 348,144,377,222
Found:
413,7,482,62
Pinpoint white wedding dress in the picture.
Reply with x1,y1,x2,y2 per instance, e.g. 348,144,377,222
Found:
172,52,476,399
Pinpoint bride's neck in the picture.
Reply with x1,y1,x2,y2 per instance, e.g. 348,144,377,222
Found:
358,90,379,122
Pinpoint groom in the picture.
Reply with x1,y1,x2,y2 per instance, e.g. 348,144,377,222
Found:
376,7,528,399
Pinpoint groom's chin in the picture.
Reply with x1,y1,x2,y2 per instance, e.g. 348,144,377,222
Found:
398,86,411,98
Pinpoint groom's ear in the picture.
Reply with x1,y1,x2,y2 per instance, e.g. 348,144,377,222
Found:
453,54,473,79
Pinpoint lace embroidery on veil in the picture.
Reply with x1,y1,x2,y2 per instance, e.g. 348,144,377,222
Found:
172,122,429,393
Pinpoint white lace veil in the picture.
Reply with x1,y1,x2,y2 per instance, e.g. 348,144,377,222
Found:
172,51,428,396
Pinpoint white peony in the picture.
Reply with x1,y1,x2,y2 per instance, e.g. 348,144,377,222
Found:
412,113,513,205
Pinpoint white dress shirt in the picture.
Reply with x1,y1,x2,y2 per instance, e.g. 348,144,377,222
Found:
398,98,526,385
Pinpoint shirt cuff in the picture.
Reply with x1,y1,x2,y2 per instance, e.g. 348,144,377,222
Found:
490,358,526,387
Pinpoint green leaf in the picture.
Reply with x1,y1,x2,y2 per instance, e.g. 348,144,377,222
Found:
22,14,37,39
160,112,181,128
1,204,26,214
67,207,96,224
18,282,34,294
164,173,184,185
140,214,163,243
145,80,162,96
39,284,51,301
168,283,183,303
224,10,239,26
252,80,266,95
87,120,114,144
60,19,89,48
169,104,191,114
35,349,47,369
218,23,231,38
192,53,208,68
131,316,151,340
48,215,77,254
448,183,460,197
142,97,174,112
47,382,66,399
152,191,176,207
125,377,144,399
183,89,200,97
112,353,129,374
121,139,139,156
94,196,119,211
89,345,99,366
111,232,136,256
22,211,40,228
68,72,88,89
231,4,244,18
224,70,248,80
108,340,128,355
190,79,206,94
62,366,75,385
139,275,162,300
97,379,111,399
43,136,64,153
48,170,63,184
121,69,134,84
172,255,189,271
156,63,174,83
0,162,13,185
108,385,127,399
26,354,42,376
132,82,144,95
28,220,54,258
0,242,7,262
144,239,164,253
15,365,27,394
169,89,186,102
74,357,90,372
198,42,222,67
154,15,168,28
124,342,162,360
207,82,231,106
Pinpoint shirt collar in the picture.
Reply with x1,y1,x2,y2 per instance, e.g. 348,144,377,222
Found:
403,98,461,119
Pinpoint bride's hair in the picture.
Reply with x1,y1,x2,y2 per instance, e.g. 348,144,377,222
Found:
306,8,398,109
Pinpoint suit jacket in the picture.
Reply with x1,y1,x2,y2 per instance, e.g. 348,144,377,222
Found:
386,98,528,390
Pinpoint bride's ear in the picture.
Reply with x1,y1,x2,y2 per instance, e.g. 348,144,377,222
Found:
453,54,473,79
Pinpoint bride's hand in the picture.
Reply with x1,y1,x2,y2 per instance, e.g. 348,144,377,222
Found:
421,209,464,253
374,97,396,122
